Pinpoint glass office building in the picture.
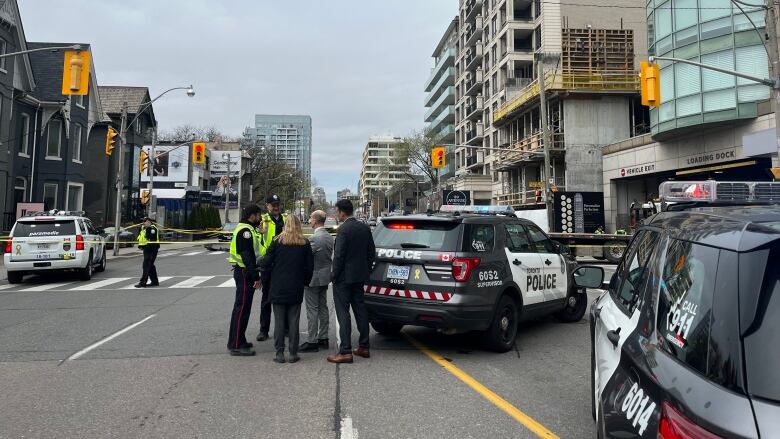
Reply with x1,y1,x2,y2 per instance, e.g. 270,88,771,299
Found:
648,0,769,136
244,114,312,184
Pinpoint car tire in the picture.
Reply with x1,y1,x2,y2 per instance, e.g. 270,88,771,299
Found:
556,290,588,323
7,271,23,284
370,321,404,336
604,241,624,264
80,253,93,281
95,250,107,273
482,295,519,353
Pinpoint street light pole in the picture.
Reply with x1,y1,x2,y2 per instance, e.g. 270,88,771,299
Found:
112,102,128,256
537,54,555,232
223,153,231,224
147,127,156,218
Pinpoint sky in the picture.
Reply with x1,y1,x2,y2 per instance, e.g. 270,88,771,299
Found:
19,0,455,201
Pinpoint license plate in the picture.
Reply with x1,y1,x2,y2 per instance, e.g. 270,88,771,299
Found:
387,265,410,280
35,253,52,260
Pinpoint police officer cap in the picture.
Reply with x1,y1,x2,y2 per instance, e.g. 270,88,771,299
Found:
266,194,281,204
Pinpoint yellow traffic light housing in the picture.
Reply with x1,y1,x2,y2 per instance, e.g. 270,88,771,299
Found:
105,127,118,156
770,167,780,180
141,190,150,205
61,50,91,96
140,150,149,175
431,146,446,169
640,61,661,107
192,142,206,165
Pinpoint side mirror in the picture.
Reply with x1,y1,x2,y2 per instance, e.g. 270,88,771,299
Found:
554,240,571,255
573,266,605,289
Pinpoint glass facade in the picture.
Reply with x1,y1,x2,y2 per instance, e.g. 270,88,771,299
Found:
647,0,770,135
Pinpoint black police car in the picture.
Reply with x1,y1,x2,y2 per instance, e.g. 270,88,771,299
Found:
365,205,595,352
590,181,780,438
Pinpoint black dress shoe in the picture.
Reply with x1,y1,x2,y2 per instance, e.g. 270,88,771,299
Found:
288,354,300,363
273,351,286,363
134,283,147,288
148,282,160,287
318,339,330,348
256,333,269,341
229,347,256,356
241,342,253,349
299,342,319,352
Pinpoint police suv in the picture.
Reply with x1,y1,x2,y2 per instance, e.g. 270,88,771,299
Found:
590,181,780,438
365,205,596,352
3,210,107,284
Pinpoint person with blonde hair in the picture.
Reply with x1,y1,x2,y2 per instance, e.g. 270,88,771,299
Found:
260,214,314,363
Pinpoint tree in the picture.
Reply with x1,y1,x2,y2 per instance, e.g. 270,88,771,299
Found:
246,145,307,212
157,125,239,143
384,128,445,188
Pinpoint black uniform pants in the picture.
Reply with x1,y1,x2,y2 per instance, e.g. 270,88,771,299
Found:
258,271,272,335
228,267,256,350
334,282,370,354
139,246,159,285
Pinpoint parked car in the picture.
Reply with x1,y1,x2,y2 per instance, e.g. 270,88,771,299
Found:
101,227,136,249
205,222,237,251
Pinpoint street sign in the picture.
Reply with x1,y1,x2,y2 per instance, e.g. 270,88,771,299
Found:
443,190,470,206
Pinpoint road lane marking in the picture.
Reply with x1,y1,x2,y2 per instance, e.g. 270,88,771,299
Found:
66,314,156,361
340,416,358,439
20,282,75,291
121,276,173,289
404,333,559,439
0,284,16,290
75,277,132,290
170,276,214,288
181,251,206,256
217,278,235,288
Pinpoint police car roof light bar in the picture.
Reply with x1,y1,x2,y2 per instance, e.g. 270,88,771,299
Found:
660,181,780,204
24,210,85,217
439,205,515,216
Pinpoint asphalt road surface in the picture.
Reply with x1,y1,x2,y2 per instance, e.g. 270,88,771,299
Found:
0,246,616,439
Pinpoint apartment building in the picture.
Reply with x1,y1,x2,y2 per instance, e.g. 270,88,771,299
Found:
243,114,312,185
358,136,406,216
425,17,458,181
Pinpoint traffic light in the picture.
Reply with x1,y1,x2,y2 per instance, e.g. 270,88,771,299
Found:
141,190,150,205
640,61,661,107
105,127,118,156
770,167,780,180
61,50,91,96
192,142,206,165
139,150,149,175
431,146,446,169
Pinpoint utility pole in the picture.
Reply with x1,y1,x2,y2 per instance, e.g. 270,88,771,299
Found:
537,54,555,232
224,159,231,224
147,127,156,219
766,0,780,166
112,102,128,256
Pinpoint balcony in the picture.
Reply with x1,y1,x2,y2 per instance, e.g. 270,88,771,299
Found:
423,67,456,107
424,86,456,122
429,106,455,133
496,179,567,207
433,124,456,143
465,0,483,22
494,131,566,171
464,68,483,96
465,95,484,121
425,48,456,92
465,16,483,47
464,44,483,72
465,122,484,145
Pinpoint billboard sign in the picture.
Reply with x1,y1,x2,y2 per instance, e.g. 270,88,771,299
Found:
553,192,605,233
209,151,241,177
140,145,189,182
443,190,471,205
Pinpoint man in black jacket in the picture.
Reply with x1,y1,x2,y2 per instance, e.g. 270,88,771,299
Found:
227,205,263,356
327,199,376,364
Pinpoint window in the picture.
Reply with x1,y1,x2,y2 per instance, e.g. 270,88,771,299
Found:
373,220,461,252
505,224,532,252
19,113,30,155
525,224,556,253
463,224,495,253
655,1,672,40
0,38,6,70
656,240,720,376
13,177,26,205
72,124,82,162
674,0,698,31
75,94,85,107
613,231,660,314
700,0,730,22
46,119,62,158
43,183,58,210
66,183,83,211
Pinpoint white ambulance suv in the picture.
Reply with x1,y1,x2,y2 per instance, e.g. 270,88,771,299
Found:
3,210,107,284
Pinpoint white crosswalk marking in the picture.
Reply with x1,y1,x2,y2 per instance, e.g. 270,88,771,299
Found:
21,282,75,291
169,276,214,288
180,251,206,256
121,276,173,289
217,278,235,288
76,277,132,291
0,284,16,290
156,253,178,258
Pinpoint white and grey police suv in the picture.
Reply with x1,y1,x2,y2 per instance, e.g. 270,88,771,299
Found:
3,210,107,284
364,205,596,352
590,181,780,438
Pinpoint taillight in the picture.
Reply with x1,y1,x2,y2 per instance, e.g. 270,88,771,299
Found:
76,235,85,251
4,239,11,254
452,257,480,282
658,402,722,439
388,223,415,230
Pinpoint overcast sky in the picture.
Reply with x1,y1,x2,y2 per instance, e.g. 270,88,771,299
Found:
19,0,455,200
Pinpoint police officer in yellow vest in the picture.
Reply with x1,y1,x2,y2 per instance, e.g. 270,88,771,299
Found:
135,217,161,288
256,194,288,341
227,205,263,356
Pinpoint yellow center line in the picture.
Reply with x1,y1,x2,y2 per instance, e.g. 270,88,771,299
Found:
403,333,560,439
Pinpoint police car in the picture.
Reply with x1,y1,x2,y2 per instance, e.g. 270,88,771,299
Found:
3,210,107,284
590,181,780,438
365,205,600,352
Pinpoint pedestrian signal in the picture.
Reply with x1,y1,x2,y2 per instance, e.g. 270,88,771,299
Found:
192,142,206,165
640,61,661,107
105,127,118,156
62,50,91,96
535,190,542,203
431,146,446,169
140,150,149,174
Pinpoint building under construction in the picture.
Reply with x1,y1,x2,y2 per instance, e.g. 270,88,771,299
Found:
487,1,648,211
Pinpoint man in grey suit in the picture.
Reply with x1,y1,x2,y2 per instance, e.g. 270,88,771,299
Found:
299,210,334,353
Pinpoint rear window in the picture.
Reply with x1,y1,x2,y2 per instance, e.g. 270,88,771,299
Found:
12,220,77,237
373,220,460,251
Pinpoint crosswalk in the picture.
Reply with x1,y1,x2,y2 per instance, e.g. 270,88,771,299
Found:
0,275,237,293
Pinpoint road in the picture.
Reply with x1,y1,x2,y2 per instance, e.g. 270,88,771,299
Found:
0,246,615,439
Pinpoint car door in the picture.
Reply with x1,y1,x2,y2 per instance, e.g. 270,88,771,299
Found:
503,223,546,305
525,224,568,301
86,220,103,260
593,230,661,433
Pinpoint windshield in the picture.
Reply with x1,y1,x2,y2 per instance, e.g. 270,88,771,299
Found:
373,220,460,251
12,220,77,237
223,223,238,231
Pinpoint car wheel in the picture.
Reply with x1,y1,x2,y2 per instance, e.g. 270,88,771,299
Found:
7,271,24,284
556,290,588,323
370,321,404,335
604,241,624,264
80,253,93,281
482,295,519,353
95,250,107,273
